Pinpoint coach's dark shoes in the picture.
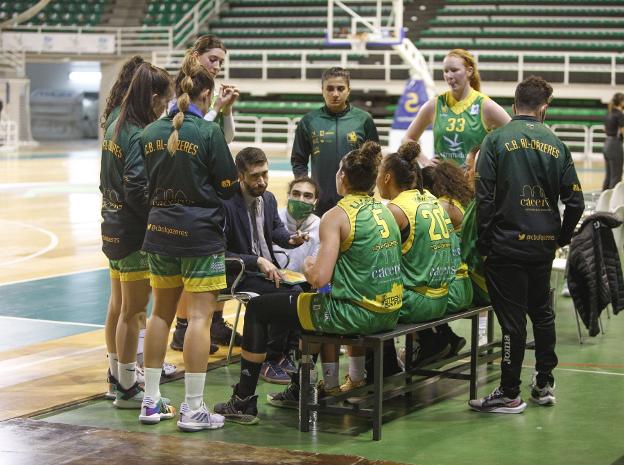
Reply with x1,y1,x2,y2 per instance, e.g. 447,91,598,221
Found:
267,382,299,409
469,387,527,414
214,390,260,425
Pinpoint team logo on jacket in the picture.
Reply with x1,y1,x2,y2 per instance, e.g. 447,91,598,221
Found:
347,131,358,143
520,184,550,211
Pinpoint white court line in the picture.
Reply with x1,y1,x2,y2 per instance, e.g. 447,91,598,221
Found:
523,364,624,377
0,266,107,287
0,219,59,266
0,345,106,375
0,315,104,328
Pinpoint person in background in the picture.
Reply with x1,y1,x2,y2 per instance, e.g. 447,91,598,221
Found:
291,66,379,216
403,48,510,166
602,92,624,190
273,176,321,273
470,76,584,414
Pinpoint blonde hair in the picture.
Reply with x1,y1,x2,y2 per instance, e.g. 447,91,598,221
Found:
168,52,214,155
446,49,481,92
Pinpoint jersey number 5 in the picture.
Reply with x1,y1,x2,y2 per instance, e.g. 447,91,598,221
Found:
421,207,450,241
372,208,390,239
445,117,465,132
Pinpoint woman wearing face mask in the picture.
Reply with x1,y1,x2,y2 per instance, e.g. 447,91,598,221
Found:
403,49,510,166
291,66,379,216
273,176,321,273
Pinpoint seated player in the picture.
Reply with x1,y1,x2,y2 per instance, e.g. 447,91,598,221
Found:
212,141,403,424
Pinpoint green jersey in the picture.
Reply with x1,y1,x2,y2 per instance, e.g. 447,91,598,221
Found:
390,189,455,295
298,194,403,334
433,89,490,166
103,106,121,133
461,199,489,302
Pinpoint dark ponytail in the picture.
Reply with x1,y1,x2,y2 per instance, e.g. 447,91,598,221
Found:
341,141,382,192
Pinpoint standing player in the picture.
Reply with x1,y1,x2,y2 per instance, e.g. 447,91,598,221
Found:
602,92,624,190
469,76,584,413
139,53,238,430
101,56,145,132
213,141,403,423
291,67,379,216
100,63,173,408
403,49,510,166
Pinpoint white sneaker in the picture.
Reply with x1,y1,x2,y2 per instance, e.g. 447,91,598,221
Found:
530,373,556,406
177,402,225,432
139,396,177,424
162,362,177,377
113,382,144,409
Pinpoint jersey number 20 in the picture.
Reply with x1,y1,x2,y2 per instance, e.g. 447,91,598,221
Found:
421,207,450,241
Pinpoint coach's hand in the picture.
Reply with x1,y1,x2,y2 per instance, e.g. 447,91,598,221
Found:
258,257,283,287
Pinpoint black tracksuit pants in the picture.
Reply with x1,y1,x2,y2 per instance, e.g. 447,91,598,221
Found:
485,256,558,397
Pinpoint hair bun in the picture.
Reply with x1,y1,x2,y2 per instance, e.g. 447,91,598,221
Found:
397,141,421,163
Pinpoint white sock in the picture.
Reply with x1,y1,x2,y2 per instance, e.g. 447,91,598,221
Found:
108,353,119,379
479,315,488,336
136,329,146,366
348,356,366,383
144,367,163,402
321,362,339,389
118,361,137,390
185,372,206,410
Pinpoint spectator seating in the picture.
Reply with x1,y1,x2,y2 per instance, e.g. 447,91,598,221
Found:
0,0,107,26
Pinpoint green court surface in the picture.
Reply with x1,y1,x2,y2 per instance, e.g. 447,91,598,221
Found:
33,277,624,465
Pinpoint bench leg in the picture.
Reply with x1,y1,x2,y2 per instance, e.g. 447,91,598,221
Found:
487,310,495,365
470,315,478,400
373,340,383,441
299,340,311,433
404,333,413,402
226,301,243,364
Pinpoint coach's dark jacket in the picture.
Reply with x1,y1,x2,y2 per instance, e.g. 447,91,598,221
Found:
568,212,624,336
222,185,294,277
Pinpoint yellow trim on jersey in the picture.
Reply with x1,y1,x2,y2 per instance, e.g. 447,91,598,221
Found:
444,89,488,116
480,94,491,133
470,269,488,292
297,293,316,331
456,263,469,279
183,275,227,293
337,193,368,253
411,284,449,298
110,269,121,280
353,282,404,314
150,274,183,289
390,189,434,256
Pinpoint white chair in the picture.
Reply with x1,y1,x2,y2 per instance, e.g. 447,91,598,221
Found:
596,189,613,212
609,182,624,211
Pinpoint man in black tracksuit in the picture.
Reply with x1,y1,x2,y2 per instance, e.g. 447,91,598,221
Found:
469,76,585,413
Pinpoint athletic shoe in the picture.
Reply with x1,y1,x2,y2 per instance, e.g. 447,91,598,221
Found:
214,393,260,425
139,396,176,424
278,355,297,374
530,374,556,406
468,387,527,414
340,374,366,393
211,320,242,346
260,360,291,385
105,370,118,400
267,382,299,409
317,379,341,397
209,343,219,354
447,335,467,357
113,382,144,409
400,342,451,368
162,362,177,377
170,321,187,351
177,402,225,432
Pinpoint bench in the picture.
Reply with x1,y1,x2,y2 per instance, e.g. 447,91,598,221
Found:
299,306,500,440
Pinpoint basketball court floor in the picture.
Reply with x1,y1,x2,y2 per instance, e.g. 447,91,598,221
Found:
0,141,622,465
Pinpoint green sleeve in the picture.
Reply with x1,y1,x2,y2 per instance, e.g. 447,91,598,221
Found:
205,124,238,200
122,129,149,221
364,115,379,143
291,118,311,177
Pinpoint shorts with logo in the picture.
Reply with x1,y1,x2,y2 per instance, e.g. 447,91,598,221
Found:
147,252,226,292
297,292,398,336
399,287,448,323
109,250,150,282
447,272,474,314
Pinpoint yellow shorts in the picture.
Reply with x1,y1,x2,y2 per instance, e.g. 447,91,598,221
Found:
109,251,150,282
147,252,226,292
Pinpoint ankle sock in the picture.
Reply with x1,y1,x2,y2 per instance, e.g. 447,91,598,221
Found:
348,356,366,383
184,372,206,410
118,361,137,390
108,353,119,379
238,358,262,398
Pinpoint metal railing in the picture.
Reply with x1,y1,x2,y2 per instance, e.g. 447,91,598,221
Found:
1,0,220,55
0,48,25,77
232,115,390,152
